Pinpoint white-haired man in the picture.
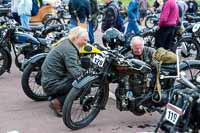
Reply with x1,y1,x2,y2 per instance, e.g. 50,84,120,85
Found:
127,36,155,65
41,27,88,117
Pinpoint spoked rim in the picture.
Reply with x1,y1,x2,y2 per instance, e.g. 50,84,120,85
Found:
44,18,62,29
28,68,47,97
146,16,156,29
142,33,155,48
69,84,101,124
181,68,200,83
177,39,199,60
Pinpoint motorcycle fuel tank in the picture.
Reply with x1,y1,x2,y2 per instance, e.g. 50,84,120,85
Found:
13,32,40,45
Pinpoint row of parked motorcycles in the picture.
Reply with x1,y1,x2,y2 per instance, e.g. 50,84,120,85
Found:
0,2,200,132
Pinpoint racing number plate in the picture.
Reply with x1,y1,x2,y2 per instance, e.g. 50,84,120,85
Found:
165,103,183,125
92,54,105,67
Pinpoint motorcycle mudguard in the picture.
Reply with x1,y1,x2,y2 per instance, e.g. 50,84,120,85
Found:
72,75,100,90
0,47,12,72
73,75,109,110
21,53,48,71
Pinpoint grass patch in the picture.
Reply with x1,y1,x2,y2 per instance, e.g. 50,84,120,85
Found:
98,0,200,7
97,0,154,6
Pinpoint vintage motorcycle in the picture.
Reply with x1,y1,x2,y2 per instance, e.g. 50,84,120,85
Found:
20,43,104,101
155,49,200,133
62,47,200,130
0,16,66,76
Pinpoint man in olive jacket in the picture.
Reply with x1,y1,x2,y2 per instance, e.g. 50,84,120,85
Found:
41,27,88,117
127,36,155,65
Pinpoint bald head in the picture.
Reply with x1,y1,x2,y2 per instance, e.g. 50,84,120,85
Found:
130,36,145,56
104,0,112,4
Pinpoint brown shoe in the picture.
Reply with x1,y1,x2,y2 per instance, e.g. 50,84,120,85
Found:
49,98,63,117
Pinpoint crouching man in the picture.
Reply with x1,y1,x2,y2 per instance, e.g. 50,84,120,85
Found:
41,27,88,117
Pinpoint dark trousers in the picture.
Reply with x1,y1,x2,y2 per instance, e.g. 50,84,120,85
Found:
45,77,74,106
12,12,21,24
155,26,176,52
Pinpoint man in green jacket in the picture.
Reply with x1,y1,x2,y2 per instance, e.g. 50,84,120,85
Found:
127,36,155,65
41,26,88,117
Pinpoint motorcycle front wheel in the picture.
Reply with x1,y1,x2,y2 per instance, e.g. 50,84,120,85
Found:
0,48,10,76
62,78,109,130
44,17,62,29
145,15,158,29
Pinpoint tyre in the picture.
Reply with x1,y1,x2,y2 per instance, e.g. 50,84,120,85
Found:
175,37,200,60
142,31,156,48
0,48,10,76
62,78,109,130
21,59,48,101
145,15,158,29
44,17,62,29
42,14,53,24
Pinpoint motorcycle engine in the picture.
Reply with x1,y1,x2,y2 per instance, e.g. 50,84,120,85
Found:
129,73,155,96
115,72,155,114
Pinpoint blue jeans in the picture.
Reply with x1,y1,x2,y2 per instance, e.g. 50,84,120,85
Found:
69,16,77,29
69,16,94,44
88,20,94,44
69,16,86,28
126,20,140,34
20,15,31,29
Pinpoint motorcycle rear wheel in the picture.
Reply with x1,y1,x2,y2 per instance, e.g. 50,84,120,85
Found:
21,60,48,101
62,78,109,130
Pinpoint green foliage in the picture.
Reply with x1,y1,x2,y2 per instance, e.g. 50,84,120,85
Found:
98,0,200,7
97,0,154,7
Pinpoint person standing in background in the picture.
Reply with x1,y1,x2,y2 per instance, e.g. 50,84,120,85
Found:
186,0,198,15
155,0,179,52
11,0,21,24
138,0,149,25
68,0,91,28
177,0,188,23
17,0,32,29
101,0,123,32
126,0,140,35
88,0,99,44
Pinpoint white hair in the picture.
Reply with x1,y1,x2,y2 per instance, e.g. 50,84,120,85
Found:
68,26,88,42
130,36,145,48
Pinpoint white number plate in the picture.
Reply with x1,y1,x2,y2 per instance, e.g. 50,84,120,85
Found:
164,103,183,125
92,54,105,67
